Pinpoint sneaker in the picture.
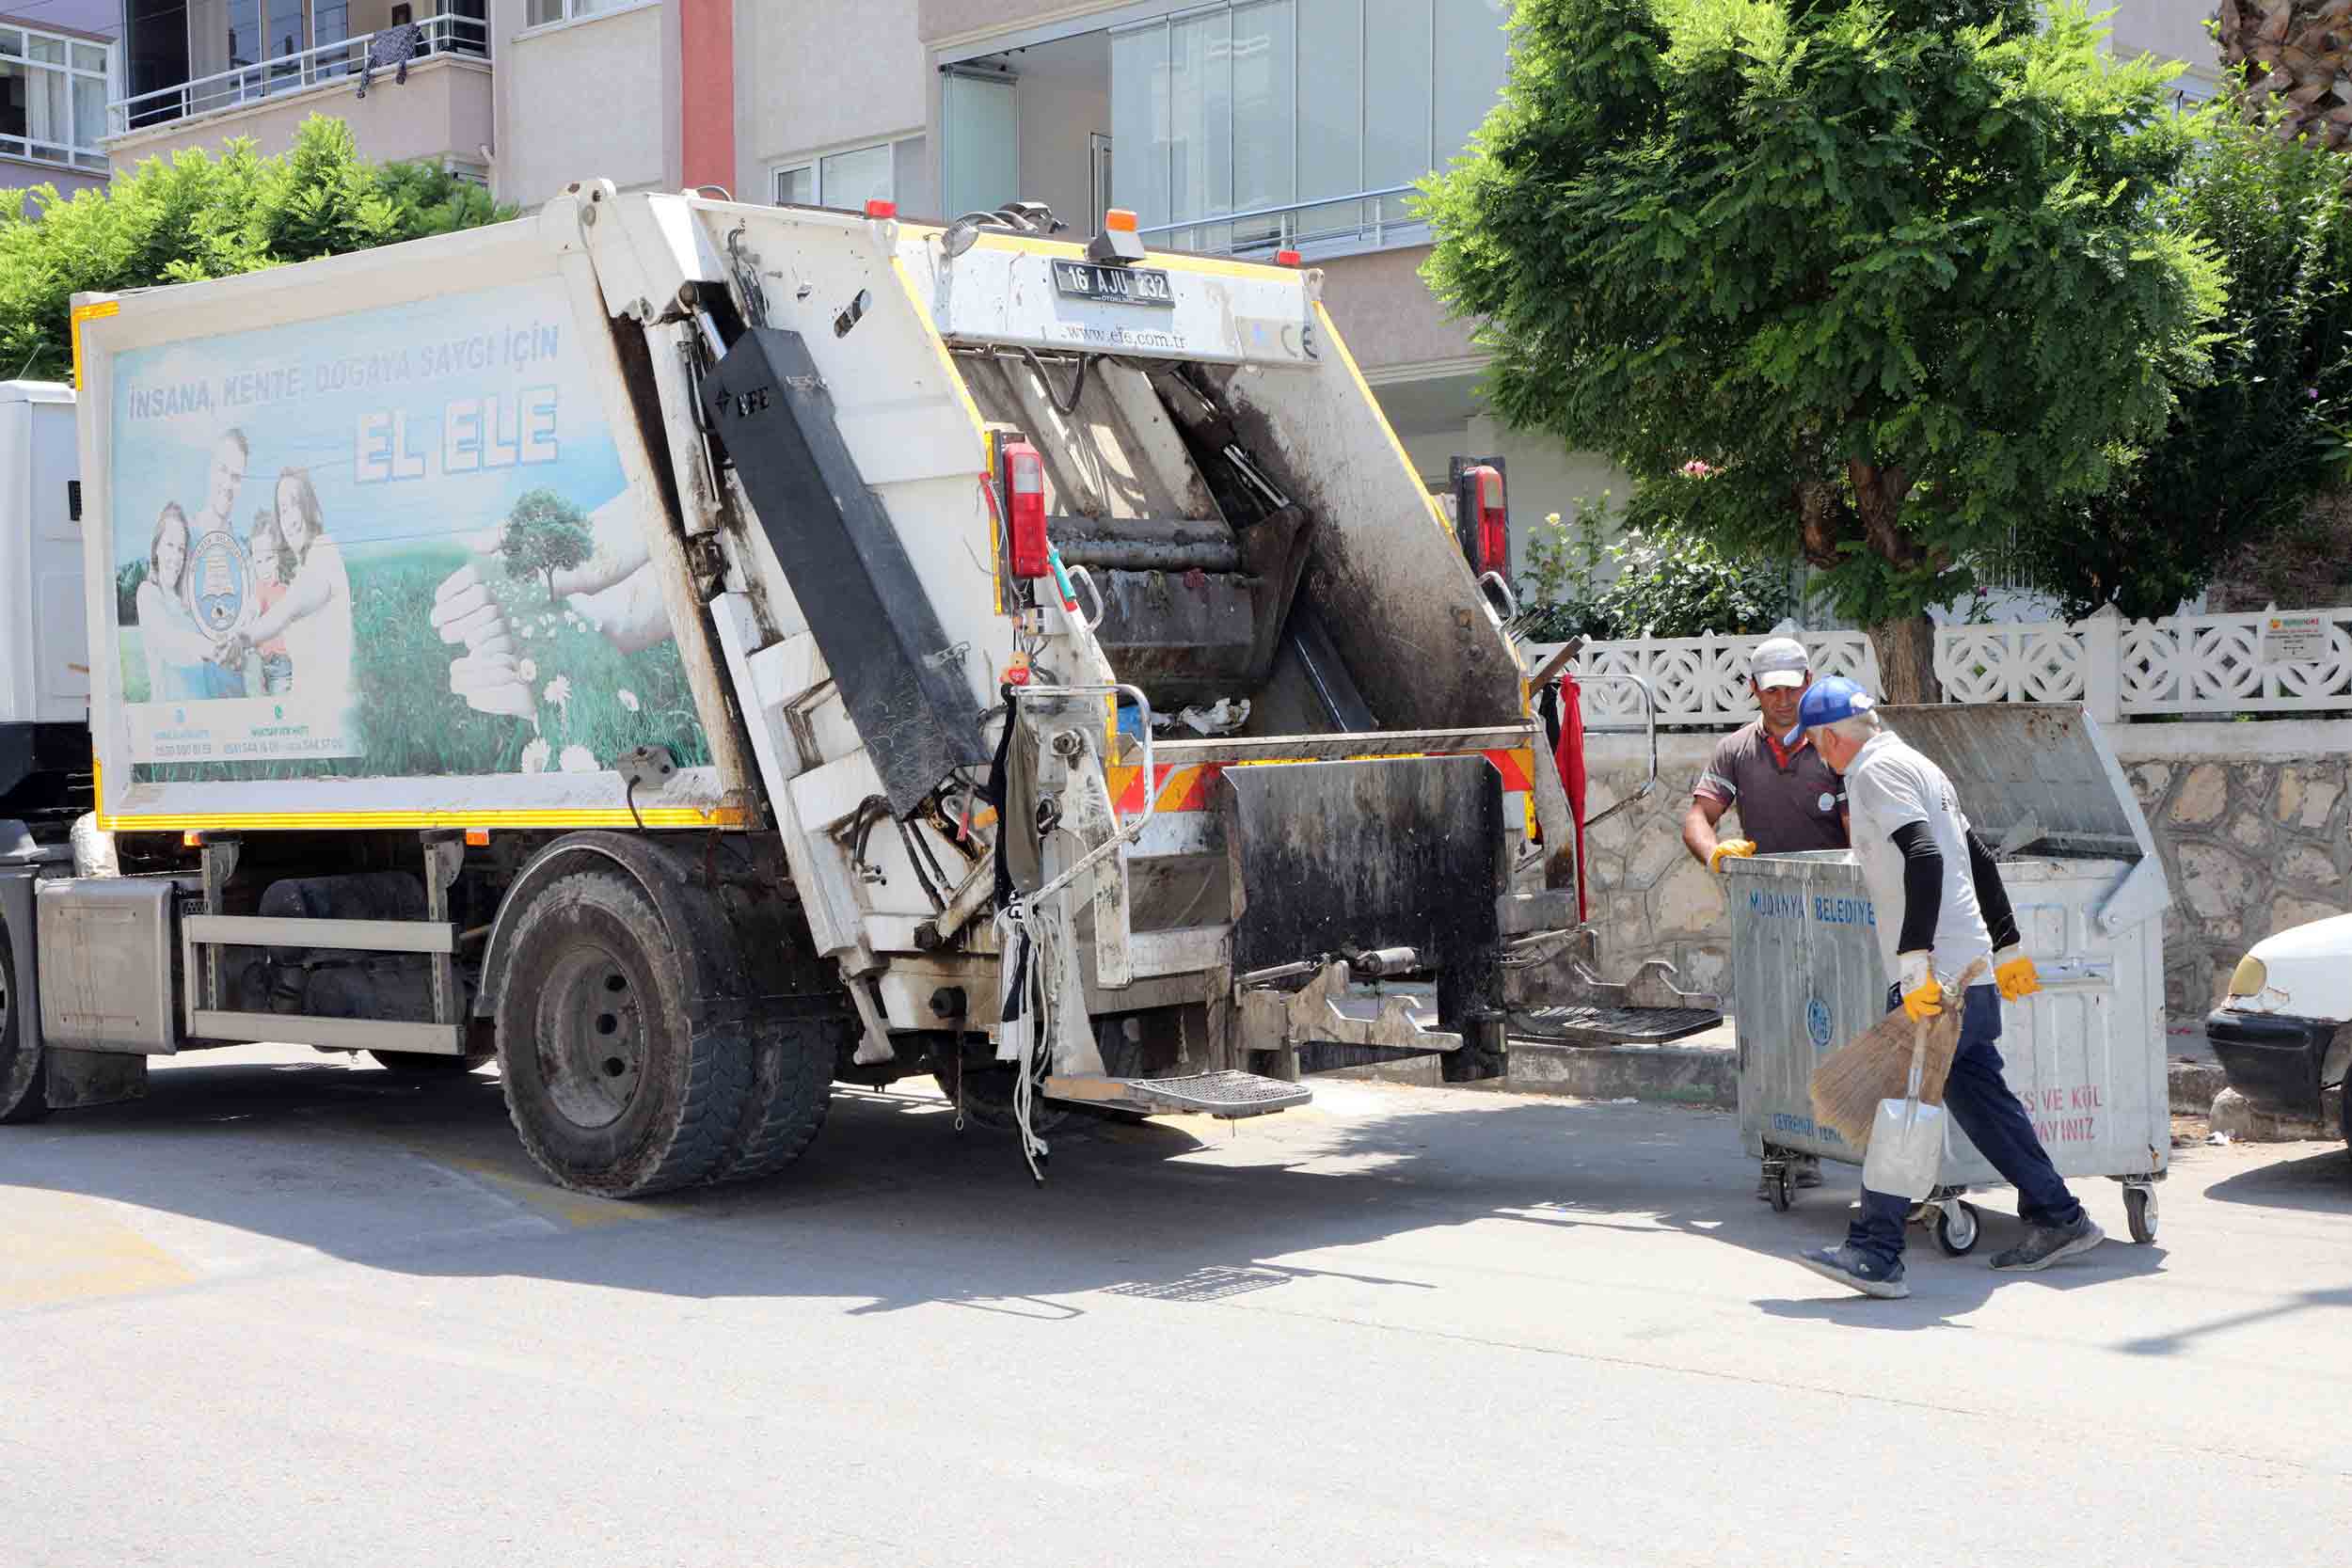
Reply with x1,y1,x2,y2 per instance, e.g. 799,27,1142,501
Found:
1793,1244,1909,1299
1990,1213,2105,1273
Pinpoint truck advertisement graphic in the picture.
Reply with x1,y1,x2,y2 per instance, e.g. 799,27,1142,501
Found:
108,278,709,784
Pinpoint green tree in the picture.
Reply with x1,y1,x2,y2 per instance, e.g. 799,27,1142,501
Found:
0,116,514,383
1517,494,1794,641
2013,93,2352,619
1422,0,2222,699
501,489,595,604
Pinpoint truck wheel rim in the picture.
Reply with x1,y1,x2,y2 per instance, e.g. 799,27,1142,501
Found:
538,943,644,1130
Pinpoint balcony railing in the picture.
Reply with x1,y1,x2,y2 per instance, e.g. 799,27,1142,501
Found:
1135,184,1422,258
110,14,489,139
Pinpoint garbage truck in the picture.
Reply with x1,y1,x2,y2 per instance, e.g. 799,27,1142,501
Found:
0,183,1617,1195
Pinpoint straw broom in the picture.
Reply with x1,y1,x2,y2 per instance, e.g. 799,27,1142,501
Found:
1808,958,1990,1146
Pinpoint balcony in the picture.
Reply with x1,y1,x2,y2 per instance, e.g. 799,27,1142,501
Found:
105,14,492,174
1135,185,1425,263
937,1,1503,264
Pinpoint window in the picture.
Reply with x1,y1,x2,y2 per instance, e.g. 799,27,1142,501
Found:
1109,0,1507,253
0,26,114,171
526,0,621,29
772,136,926,213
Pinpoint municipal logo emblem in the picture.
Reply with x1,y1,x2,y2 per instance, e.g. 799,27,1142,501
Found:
187,530,252,636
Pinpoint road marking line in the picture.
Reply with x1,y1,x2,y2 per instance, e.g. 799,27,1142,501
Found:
0,1189,196,1307
409,1150,663,1230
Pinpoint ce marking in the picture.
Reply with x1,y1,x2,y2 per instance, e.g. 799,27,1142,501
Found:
1279,321,1320,361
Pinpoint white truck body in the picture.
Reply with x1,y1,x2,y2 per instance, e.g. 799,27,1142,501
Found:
0,185,1566,1193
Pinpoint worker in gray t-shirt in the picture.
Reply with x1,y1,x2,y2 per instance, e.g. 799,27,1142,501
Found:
1780,678,2105,1300
1680,637,1849,1199
1681,636,1849,873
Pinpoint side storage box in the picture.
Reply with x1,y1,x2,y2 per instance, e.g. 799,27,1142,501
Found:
37,877,180,1054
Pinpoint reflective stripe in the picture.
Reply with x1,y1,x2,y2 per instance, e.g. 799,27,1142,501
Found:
1108,746,1536,816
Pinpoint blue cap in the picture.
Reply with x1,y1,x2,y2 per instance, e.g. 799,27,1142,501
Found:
1784,675,1875,747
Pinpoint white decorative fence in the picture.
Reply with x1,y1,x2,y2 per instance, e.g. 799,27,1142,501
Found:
1534,606,2352,728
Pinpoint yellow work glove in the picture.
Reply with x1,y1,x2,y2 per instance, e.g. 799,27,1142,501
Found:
1899,951,1943,1022
1708,838,1756,874
1994,945,2041,1003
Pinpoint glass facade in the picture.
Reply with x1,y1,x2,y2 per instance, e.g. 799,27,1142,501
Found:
1110,0,1507,252
0,24,114,171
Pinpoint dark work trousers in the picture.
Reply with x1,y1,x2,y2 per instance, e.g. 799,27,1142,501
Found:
1848,982,2086,1265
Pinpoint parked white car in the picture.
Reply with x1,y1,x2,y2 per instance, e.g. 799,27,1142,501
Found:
2205,914,2352,1148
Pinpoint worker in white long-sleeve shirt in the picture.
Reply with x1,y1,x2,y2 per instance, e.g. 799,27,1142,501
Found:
1780,678,2104,1300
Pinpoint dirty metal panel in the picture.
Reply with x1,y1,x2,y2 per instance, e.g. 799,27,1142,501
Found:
1881,705,2159,868
706,326,988,816
1513,1005,1722,1046
1204,365,1523,734
1092,568,1261,705
1220,754,1502,998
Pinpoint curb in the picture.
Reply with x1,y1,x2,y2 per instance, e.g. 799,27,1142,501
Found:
2169,1058,2229,1117
2211,1084,2345,1143
1506,1037,1738,1109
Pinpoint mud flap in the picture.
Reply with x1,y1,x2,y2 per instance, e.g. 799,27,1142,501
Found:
1220,756,1506,1079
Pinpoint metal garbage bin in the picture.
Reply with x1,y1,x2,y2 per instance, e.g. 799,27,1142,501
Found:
1727,705,2171,1252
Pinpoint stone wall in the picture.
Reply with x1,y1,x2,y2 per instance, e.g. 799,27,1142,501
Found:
1576,721,2352,1022
2122,726,2352,1017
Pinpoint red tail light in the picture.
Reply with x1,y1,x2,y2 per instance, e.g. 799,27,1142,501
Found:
1004,442,1049,579
865,198,898,220
1467,464,1507,575
1275,248,1302,266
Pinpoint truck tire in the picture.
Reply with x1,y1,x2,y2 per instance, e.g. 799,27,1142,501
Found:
495,869,751,1196
709,1016,842,1183
0,913,46,1124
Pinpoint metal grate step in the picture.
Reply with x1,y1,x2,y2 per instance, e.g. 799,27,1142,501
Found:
1043,1069,1311,1119
1512,1005,1723,1046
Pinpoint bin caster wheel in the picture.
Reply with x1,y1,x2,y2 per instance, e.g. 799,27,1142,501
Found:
2123,1184,2157,1244
1931,1200,1981,1257
1768,1166,1794,1212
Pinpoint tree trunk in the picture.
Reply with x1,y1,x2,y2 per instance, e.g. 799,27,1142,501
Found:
1844,456,1939,704
1867,614,1938,705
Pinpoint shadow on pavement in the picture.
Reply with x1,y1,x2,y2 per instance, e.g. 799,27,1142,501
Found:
2203,1146,2352,1215
0,1056,2174,1323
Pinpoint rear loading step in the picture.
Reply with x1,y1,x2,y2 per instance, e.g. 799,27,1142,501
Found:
1043,1069,1311,1119
1512,1005,1723,1046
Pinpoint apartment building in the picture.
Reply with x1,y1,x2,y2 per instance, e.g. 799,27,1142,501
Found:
707,0,1613,540
98,0,686,200
2,0,117,210
711,0,2217,556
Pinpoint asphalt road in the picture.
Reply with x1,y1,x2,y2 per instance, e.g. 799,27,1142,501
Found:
4,1046,2348,1568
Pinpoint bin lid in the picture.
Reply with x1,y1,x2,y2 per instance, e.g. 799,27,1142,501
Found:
1879,704,2157,866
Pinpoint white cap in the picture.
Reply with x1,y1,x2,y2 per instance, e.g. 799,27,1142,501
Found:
1749,636,1810,691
